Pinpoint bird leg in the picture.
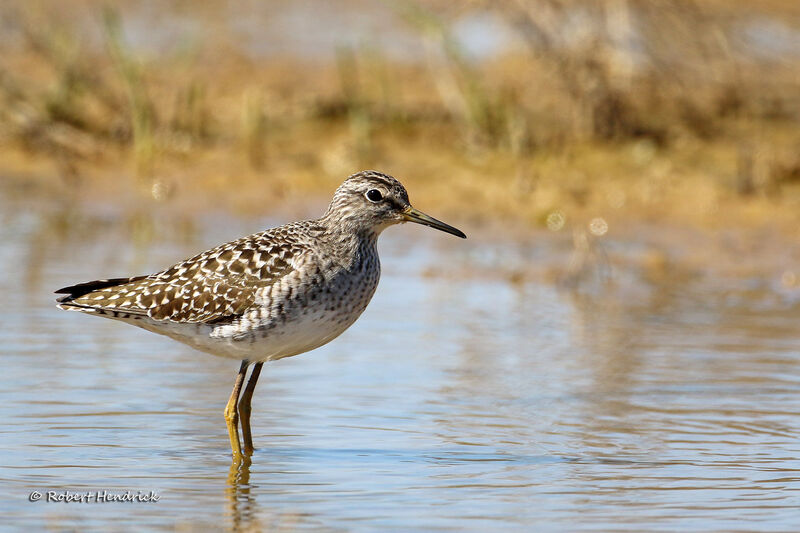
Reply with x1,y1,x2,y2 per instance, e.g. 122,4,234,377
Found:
239,362,263,455
224,360,249,460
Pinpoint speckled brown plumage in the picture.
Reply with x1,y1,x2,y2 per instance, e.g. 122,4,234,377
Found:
57,170,465,361
58,224,304,324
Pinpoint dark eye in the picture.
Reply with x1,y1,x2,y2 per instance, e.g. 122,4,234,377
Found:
366,189,383,202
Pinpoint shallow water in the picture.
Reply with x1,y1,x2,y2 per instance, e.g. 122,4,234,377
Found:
1,193,799,531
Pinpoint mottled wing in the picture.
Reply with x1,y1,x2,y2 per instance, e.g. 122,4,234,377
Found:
57,229,308,325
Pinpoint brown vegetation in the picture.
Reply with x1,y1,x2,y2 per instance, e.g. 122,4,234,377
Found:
1,0,800,234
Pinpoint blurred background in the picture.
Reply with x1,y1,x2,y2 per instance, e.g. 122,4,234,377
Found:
2,1,800,531
3,1,800,226
2,0,800,284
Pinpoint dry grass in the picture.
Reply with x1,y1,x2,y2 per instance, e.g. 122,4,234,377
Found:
1,0,800,234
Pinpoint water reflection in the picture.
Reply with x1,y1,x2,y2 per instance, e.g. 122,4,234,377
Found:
1,190,799,531
227,457,258,532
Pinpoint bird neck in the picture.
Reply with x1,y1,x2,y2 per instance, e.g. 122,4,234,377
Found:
316,213,380,268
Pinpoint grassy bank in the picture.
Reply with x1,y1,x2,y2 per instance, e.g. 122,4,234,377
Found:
1,0,800,236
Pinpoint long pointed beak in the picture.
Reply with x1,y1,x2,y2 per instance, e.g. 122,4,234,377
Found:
401,206,466,239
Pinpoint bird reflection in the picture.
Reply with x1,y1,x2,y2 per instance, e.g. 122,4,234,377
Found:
226,456,259,532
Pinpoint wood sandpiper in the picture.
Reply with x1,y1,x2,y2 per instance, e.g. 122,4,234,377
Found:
56,171,466,460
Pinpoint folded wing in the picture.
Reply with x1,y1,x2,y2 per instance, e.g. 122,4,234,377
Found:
56,231,306,325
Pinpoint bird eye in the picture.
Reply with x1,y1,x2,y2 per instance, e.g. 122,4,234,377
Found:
365,189,383,202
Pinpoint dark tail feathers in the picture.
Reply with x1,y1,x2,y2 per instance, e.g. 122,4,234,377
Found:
55,276,146,304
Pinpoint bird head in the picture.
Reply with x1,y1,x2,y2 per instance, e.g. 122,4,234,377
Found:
324,171,466,239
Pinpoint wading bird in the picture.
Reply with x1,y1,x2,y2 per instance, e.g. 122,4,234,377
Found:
56,171,466,460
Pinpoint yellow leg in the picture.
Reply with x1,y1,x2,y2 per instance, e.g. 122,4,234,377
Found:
239,362,263,456
224,360,249,461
